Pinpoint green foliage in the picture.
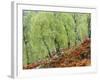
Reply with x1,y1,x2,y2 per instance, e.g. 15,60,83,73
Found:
23,11,91,65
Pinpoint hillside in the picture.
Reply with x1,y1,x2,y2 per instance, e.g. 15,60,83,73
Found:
23,38,90,69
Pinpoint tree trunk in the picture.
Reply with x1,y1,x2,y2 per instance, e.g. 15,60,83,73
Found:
24,40,30,65
64,25,70,48
54,37,61,55
42,37,52,58
87,15,91,38
72,14,81,45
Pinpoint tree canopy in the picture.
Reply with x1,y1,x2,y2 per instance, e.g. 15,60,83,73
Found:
23,11,91,66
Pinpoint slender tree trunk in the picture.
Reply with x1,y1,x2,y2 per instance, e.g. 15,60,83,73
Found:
72,14,81,45
23,26,30,65
42,37,52,58
64,25,70,48
87,15,91,38
24,40,30,65
40,23,52,58
54,37,61,55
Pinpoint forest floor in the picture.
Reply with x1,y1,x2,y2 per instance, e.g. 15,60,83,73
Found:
23,38,91,69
